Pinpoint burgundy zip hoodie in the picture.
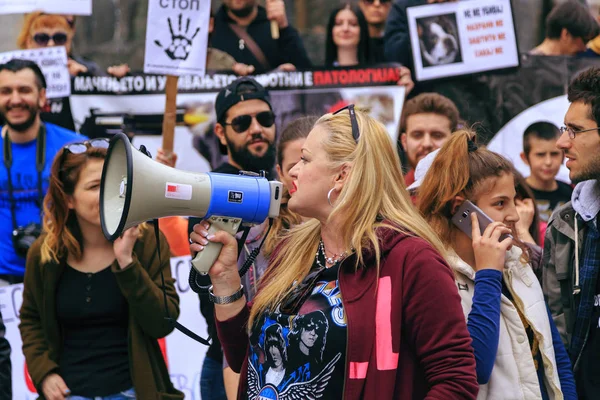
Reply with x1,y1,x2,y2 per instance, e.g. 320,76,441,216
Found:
216,228,479,399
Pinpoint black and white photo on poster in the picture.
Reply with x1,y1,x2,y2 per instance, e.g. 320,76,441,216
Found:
416,13,462,67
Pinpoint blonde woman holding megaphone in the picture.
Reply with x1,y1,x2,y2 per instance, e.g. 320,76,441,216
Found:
190,106,479,400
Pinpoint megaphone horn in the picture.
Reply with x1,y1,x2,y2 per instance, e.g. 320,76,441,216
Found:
100,133,283,274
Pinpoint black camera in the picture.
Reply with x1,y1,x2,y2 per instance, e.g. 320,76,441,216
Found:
12,223,42,258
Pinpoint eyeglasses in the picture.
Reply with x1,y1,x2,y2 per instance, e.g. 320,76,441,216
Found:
222,111,275,133
559,125,600,139
333,104,360,143
362,0,391,4
32,32,69,46
63,138,110,154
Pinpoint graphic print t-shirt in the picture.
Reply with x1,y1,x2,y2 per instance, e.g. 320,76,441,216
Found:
247,263,347,400
531,181,573,222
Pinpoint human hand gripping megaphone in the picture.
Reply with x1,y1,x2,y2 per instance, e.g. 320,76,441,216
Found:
99,133,283,274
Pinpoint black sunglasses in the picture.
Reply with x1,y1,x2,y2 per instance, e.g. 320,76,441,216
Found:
33,32,69,46
222,111,275,133
333,104,360,143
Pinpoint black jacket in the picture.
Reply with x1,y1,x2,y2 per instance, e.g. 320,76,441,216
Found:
383,0,425,68
212,5,312,73
0,309,11,400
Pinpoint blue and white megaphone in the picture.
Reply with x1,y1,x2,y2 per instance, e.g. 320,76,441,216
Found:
100,133,283,274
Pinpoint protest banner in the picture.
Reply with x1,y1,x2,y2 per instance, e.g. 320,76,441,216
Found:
407,0,519,81
2,256,208,399
65,65,405,173
0,0,91,15
0,47,70,98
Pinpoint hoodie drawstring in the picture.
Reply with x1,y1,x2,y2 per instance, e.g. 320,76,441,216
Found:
574,213,581,295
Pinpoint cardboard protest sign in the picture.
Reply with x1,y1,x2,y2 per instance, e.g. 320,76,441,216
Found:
0,47,70,98
144,0,211,76
407,0,518,81
0,0,91,15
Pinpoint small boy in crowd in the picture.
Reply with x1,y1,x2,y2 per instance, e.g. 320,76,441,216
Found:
520,121,573,222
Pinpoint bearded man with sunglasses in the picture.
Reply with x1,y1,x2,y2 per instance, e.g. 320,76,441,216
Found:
189,76,277,400
0,59,81,286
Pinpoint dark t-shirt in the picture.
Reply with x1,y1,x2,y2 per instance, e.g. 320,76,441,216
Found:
531,181,573,222
56,265,131,397
246,262,346,399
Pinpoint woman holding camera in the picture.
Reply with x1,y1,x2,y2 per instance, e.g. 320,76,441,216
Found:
416,130,576,399
19,139,182,400
190,107,479,399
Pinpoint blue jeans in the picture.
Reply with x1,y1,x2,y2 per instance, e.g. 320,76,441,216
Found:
200,357,226,400
68,387,136,400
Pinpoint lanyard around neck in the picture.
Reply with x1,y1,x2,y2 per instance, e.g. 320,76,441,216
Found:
2,124,47,230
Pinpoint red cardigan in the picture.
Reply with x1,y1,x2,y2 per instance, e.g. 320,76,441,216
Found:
216,229,479,399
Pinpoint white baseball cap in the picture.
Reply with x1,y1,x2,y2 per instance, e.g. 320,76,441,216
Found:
406,148,441,191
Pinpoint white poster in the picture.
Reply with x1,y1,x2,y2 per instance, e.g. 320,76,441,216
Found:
0,0,91,15
488,95,571,185
407,0,519,81
2,256,209,399
144,0,211,76
0,47,70,98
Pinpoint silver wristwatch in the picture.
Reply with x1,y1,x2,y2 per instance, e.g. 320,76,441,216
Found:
208,285,244,304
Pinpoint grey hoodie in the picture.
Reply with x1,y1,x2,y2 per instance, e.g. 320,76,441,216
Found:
571,179,600,225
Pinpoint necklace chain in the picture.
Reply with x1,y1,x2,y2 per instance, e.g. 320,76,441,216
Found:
315,240,348,269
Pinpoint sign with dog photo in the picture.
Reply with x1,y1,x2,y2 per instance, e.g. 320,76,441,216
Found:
407,0,518,81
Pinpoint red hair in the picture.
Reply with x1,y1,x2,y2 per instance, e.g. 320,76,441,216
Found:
41,146,106,263
17,12,73,49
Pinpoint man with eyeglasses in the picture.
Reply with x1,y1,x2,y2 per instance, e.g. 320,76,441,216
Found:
543,66,600,399
0,59,81,286
189,76,277,400
358,0,393,63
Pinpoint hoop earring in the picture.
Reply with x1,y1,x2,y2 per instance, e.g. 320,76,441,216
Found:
327,188,335,207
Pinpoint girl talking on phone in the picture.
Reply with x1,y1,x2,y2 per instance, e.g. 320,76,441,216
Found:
416,130,577,400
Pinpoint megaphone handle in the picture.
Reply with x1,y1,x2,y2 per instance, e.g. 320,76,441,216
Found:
190,216,241,275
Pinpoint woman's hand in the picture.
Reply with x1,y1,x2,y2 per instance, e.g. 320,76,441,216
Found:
471,212,513,272
41,373,70,400
156,148,178,168
67,59,88,76
113,226,140,269
515,198,535,235
190,221,241,296
107,63,131,78
397,66,415,98
232,63,255,76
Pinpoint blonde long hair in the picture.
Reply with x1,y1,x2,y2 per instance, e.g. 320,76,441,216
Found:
249,108,447,328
